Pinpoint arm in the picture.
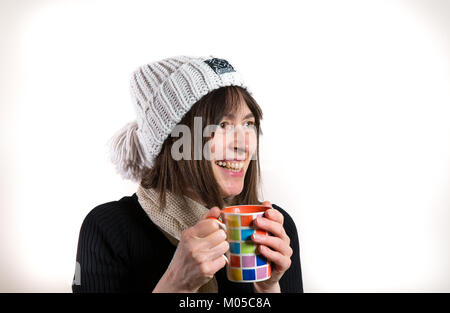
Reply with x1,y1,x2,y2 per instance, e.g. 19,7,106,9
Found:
276,204,303,293
72,208,131,292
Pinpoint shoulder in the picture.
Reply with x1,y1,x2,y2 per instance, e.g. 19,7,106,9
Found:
80,194,145,238
76,193,172,268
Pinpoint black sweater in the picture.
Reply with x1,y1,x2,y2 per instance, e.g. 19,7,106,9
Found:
72,193,303,293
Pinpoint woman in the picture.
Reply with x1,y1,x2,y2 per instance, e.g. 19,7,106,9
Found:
72,56,303,293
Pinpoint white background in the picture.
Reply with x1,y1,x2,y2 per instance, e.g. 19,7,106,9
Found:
1,0,449,292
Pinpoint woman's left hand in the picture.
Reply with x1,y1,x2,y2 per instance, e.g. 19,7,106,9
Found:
251,201,293,293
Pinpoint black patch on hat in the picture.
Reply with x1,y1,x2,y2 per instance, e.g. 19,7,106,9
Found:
204,58,235,75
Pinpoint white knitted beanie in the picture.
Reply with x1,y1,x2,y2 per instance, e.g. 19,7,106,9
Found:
108,55,252,182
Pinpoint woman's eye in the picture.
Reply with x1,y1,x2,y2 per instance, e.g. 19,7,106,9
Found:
244,121,255,128
219,122,228,128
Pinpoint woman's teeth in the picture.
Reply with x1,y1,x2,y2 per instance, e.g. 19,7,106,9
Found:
215,161,244,172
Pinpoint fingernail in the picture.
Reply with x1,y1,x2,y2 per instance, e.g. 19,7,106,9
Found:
222,255,229,264
252,233,261,240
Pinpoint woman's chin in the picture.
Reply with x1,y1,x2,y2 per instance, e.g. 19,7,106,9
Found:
221,183,244,199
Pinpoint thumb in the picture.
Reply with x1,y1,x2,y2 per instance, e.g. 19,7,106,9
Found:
203,206,221,220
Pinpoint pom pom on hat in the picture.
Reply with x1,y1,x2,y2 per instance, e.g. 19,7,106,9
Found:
108,120,147,182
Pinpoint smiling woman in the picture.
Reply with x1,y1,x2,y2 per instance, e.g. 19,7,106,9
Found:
72,56,303,293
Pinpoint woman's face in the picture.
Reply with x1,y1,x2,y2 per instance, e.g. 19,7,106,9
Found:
209,97,258,198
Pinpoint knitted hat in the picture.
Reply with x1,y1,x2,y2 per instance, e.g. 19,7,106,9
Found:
108,55,252,182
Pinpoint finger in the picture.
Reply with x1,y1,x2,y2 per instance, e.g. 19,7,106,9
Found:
207,240,229,260
254,216,288,240
264,208,284,225
258,245,291,272
252,233,292,257
262,200,272,208
203,228,227,249
193,218,221,238
206,216,226,232
207,253,228,274
202,206,221,219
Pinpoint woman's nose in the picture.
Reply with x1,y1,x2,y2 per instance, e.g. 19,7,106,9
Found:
229,125,248,156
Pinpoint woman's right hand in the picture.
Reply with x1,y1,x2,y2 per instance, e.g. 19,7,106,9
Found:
153,206,229,293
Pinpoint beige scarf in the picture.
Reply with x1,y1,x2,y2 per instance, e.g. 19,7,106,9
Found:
136,185,219,293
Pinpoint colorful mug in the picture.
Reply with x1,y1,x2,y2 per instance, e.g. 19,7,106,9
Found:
210,204,272,283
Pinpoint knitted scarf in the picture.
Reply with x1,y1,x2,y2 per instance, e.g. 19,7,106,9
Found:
136,184,219,293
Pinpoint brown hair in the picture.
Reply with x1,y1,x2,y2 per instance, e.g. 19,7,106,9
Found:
141,85,263,209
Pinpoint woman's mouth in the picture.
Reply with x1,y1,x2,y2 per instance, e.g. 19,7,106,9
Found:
214,160,245,173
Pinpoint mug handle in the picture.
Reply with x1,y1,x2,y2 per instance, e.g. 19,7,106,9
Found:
206,217,229,264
